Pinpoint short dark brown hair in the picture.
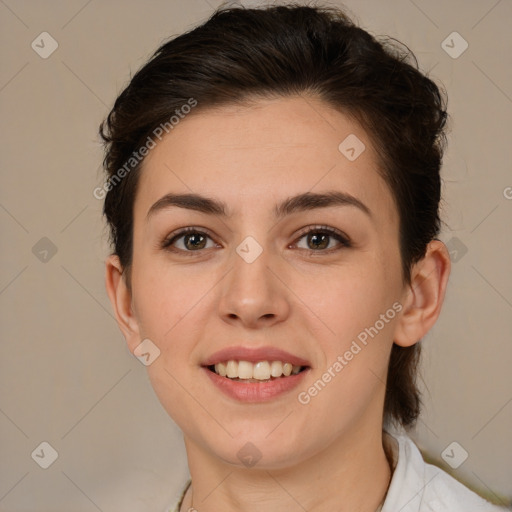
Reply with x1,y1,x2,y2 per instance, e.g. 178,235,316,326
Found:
99,3,448,429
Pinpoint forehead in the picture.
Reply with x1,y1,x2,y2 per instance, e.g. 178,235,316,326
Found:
135,95,397,226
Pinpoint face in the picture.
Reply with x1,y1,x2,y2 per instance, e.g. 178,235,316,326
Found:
122,96,409,468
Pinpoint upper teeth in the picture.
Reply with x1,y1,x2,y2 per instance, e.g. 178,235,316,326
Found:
214,360,302,380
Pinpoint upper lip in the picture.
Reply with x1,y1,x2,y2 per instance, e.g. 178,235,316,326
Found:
202,346,311,367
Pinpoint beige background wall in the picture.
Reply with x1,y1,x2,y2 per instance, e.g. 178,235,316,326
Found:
0,0,510,510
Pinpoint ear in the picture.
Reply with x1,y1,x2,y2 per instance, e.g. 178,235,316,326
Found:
105,254,141,353
393,240,451,347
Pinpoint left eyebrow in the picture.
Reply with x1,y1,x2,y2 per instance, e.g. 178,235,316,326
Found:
146,190,372,221
274,191,372,219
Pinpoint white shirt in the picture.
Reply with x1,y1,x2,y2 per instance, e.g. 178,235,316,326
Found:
168,433,506,512
381,432,505,511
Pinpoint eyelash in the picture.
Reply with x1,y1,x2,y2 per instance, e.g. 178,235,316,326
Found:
161,225,351,256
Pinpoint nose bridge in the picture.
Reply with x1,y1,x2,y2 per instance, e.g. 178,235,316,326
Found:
218,234,290,326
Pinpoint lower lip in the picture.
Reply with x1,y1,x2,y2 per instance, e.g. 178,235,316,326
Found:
203,367,309,403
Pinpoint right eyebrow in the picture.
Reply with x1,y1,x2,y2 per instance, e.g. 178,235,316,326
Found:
146,193,229,221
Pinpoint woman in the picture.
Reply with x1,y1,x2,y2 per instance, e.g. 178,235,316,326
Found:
99,4,504,511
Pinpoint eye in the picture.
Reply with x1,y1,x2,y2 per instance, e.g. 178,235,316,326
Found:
293,225,351,253
162,227,218,254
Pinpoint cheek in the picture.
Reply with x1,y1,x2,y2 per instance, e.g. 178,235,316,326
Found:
292,261,401,420
131,257,215,339
292,269,399,428
134,264,213,427
294,261,399,350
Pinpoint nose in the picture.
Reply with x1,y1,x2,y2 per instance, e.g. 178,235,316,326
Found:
218,242,291,330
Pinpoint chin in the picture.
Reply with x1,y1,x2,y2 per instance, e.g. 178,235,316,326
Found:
201,425,315,471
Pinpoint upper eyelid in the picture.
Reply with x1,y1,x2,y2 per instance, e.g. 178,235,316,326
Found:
163,226,216,243
294,224,349,241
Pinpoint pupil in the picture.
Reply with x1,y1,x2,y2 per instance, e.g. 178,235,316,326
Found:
309,233,328,250
185,233,206,250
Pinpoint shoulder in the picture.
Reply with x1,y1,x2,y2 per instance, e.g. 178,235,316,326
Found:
382,432,506,512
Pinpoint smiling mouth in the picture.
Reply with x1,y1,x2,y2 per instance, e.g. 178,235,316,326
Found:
207,360,308,382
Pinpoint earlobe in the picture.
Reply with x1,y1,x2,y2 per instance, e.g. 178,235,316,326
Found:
105,255,140,351
393,240,451,348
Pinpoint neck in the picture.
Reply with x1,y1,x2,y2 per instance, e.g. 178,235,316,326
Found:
181,422,393,512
